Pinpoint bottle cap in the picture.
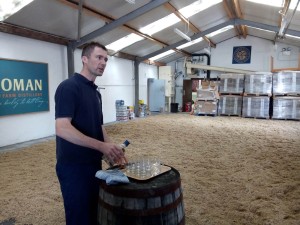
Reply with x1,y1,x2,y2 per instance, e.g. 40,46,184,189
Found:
123,140,130,147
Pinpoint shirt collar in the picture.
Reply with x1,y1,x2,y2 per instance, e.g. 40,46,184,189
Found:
75,73,98,90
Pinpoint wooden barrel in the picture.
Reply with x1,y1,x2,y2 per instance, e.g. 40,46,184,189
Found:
98,167,185,225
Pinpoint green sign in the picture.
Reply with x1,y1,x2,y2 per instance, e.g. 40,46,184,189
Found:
0,59,49,116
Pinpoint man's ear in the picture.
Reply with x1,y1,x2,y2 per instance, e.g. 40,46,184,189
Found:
82,56,88,64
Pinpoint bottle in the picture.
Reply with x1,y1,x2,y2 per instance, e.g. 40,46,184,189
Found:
103,140,130,167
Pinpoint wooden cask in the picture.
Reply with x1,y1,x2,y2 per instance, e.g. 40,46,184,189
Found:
98,167,185,225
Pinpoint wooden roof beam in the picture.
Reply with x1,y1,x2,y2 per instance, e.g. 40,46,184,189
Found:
232,0,247,38
164,2,216,48
222,0,241,38
0,22,70,45
276,0,291,39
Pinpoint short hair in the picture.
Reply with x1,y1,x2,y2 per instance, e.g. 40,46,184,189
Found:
81,42,107,58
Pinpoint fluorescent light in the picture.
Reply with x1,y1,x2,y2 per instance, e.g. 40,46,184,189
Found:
206,25,234,38
149,50,175,61
177,37,203,49
174,28,191,41
106,33,144,53
0,0,34,21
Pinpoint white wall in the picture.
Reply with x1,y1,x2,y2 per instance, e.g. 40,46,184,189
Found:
0,33,158,147
210,36,299,77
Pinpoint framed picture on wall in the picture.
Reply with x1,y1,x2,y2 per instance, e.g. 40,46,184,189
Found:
232,46,252,64
0,58,49,116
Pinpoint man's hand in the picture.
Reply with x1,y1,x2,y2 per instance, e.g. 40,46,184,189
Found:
101,142,126,166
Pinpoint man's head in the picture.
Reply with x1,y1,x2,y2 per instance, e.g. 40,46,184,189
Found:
81,42,108,80
81,42,107,58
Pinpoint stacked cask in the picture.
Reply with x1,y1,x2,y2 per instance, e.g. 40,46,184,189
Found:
218,74,244,116
272,71,300,120
242,72,272,119
194,81,219,116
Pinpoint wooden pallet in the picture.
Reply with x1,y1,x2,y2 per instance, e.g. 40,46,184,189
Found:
243,93,272,97
196,113,217,117
218,114,241,117
196,98,218,101
273,93,300,97
271,117,300,121
242,116,270,120
219,92,243,96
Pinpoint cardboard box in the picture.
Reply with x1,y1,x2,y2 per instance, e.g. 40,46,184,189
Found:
195,100,218,115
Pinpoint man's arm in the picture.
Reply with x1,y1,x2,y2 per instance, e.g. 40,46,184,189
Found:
56,118,124,163
102,125,128,164
102,125,112,143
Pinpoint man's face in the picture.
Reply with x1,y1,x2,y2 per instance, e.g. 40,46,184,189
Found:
84,47,108,77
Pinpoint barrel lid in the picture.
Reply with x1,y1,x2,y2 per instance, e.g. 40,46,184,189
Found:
99,166,181,198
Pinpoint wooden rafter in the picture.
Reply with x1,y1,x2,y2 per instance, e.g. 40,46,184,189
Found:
279,0,291,26
164,2,216,48
232,0,247,38
222,0,241,38
276,0,291,39
0,22,70,45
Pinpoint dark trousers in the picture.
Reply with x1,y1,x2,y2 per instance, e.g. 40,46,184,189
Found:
56,163,101,225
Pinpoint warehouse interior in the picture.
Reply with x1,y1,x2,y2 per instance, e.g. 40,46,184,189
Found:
0,0,300,225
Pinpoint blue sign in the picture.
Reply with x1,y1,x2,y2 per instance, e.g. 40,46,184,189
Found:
232,46,251,64
0,59,49,116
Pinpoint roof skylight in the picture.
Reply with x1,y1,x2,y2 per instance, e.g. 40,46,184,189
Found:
140,0,222,36
248,26,275,33
246,0,299,10
106,0,223,58
177,37,204,49
106,33,144,53
148,50,175,61
179,0,222,17
0,0,33,21
139,14,180,36
245,0,283,7
206,25,234,38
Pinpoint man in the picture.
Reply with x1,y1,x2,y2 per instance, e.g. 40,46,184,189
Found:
55,42,125,225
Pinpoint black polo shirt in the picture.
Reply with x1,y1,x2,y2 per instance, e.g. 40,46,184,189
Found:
55,73,103,164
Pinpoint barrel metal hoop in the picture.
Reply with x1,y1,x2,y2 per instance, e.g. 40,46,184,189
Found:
100,178,182,198
179,216,185,225
98,192,183,216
